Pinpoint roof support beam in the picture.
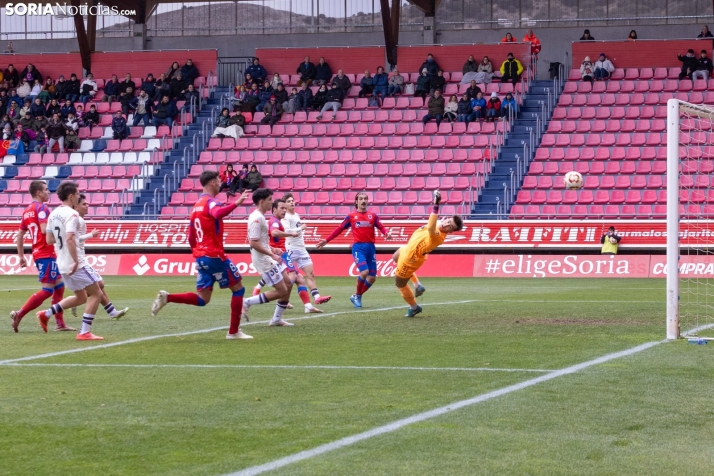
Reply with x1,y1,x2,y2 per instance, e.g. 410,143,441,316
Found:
379,0,400,69
71,0,91,73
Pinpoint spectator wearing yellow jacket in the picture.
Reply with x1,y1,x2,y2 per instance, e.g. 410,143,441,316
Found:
500,53,524,86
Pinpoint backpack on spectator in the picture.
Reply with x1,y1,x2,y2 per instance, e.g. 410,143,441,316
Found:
405,83,415,95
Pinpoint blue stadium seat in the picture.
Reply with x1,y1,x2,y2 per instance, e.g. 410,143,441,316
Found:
56,166,72,179
15,154,29,165
90,139,107,152
47,179,61,192
0,180,6,192
3,166,18,179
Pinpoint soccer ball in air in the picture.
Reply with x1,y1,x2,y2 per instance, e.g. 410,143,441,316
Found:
564,171,583,190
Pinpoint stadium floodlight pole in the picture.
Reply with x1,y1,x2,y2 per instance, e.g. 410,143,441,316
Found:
666,98,680,340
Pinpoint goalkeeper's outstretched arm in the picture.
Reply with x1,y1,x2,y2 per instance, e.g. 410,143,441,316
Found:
428,190,441,234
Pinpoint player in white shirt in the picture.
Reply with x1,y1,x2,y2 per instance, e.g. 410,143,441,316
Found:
36,182,104,340
67,194,129,321
252,193,332,306
241,188,294,326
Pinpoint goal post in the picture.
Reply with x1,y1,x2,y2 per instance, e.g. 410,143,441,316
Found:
667,98,714,340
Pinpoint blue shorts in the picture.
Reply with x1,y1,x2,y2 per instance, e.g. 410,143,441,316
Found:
281,251,298,274
36,258,61,284
195,257,242,291
352,242,377,276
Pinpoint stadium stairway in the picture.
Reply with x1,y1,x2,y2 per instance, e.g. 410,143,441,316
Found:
126,89,222,217
471,79,562,218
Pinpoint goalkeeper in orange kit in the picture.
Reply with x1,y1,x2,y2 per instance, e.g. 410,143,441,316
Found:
392,190,463,317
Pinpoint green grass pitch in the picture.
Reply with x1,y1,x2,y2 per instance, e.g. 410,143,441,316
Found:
2,275,714,475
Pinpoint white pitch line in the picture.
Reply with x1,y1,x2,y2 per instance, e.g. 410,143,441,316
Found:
226,340,662,476
1,363,555,373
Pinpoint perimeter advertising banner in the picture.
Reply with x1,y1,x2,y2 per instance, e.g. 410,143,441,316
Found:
2,253,714,279
0,220,713,250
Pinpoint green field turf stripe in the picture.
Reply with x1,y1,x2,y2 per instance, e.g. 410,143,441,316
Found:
225,340,662,476
2,363,556,372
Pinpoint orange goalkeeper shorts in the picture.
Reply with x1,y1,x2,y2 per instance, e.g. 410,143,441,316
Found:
395,252,424,279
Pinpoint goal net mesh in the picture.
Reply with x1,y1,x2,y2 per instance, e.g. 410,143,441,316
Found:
675,100,714,339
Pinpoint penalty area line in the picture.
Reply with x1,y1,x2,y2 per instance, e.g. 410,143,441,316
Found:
225,340,663,476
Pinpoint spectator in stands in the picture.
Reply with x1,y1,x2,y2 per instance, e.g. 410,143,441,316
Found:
243,73,256,89
678,49,698,80
312,83,328,111
20,64,42,84
141,73,157,98
580,56,595,83
523,29,542,57
236,164,249,192
501,91,517,118
154,73,171,101
46,113,67,152
693,50,714,82
32,110,47,130
261,96,282,129
75,105,84,127
246,164,263,191
243,82,261,112
117,74,134,97
246,58,267,84
332,69,352,94
83,105,99,131
183,84,199,110
457,95,471,124
296,82,313,113
2,123,12,140
270,73,282,90
414,69,431,99
103,74,120,104
315,57,333,86
627,30,638,41
501,32,516,43
600,226,621,254
463,55,478,74
283,87,299,114
34,126,47,153
20,110,34,130
317,83,344,120
220,164,240,196
28,80,41,103
39,77,54,104
4,64,18,88
422,89,445,126
486,92,501,122
111,110,128,140
11,123,29,151
27,98,47,117
232,85,247,112
60,99,76,119
166,61,181,80
698,25,713,38
7,101,20,121
500,53,523,85
593,53,615,81
358,70,374,98
420,53,440,76
273,83,289,106
387,68,404,96
468,91,486,122
169,72,187,100
19,99,31,117
296,56,317,87
430,69,446,94
130,89,153,126
180,59,199,86
580,29,594,40
16,78,31,100
0,113,14,130
465,80,482,101
256,80,273,112
0,90,8,112
46,98,61,117
372,66,388,102
476,56,494,84
213,107,243,140
66,74,80,103
64,113,80,150
7,89,21,111
79,73,98,105
444,95,458,122
152,96,178,129
230,110,246,136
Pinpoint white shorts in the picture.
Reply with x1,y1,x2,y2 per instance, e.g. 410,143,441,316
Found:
287,248,313,269
261,263,285,287
64,266,101,292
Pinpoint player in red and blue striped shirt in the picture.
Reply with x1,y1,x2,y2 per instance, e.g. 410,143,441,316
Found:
316,192,392,308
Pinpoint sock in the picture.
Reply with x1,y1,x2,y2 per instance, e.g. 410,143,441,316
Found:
297,285,311,305
44,303,64,318
271,300,288,323
255,278,266,289
104,302,117,317
80,313,95,334
310,288,321,300
410,274,421,287
229,288,245,334
52,283,65,326
18,288,53,318
399,285,418,309
244,293,269,306
167,293,206,306
362,279,373,295
356,277,367,296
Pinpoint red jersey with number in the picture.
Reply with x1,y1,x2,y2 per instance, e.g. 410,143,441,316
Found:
268,216,286,251
189,194,226,259
335,211,387,244
20,201,55,260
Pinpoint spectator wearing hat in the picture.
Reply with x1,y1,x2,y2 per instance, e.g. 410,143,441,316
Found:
486,92,501,122
246,164,263,191
678,49,699,80
500,53,523,86
580,29,595,40
414,69,431,99
580,56,595,84
593,53,615,81
693,50,713,82
260,95,282,129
